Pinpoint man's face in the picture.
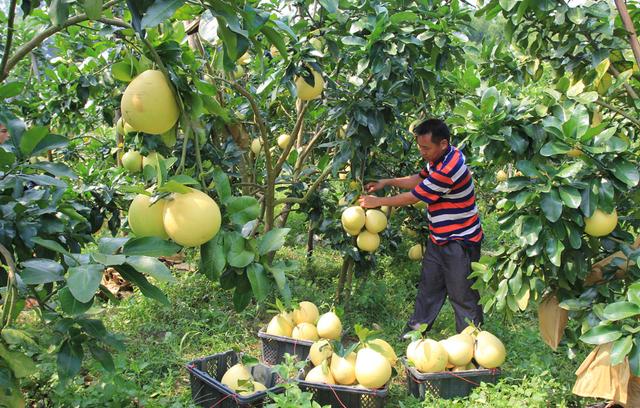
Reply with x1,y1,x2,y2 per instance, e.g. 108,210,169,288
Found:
0,124,8,144
416,133,448,163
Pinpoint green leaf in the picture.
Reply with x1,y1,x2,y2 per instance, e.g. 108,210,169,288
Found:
0,343,35,378
630,340,640,376
521,216,542,245
559,186,582,209
48,0,69,26
499,0,517,11
19,126,48,156
628,282,640,305
341,36,367,46
83,0,102,19
199,235,225,281
32,237,70,255
258,228,290,255
32,134,68,156
580,184,598,217
0,150,16,169
67,264,104,303
28,162,76,178
89,343,115,372
611,335,633,365
390,11,419,24
266,261,292,303
580,324,623,345
126,256,175,282
0,82,23,98
123,237,181,256
540,141,571,156
545,236,564,267
90,253,125,266
97,237,128,255
247,263,269,302
540,190,563,222
158,180,191,194
212,167,231,204
612,160,640,187
19,259,64,284
57,339,83,381
116,264,169,305
233,287,252,312
59,287,93,315
1,329,36,348
224,232,254,268
227,196,260,226
318,0,338,13
603,302,640,321
556,162,583,178
566,80,585,98
141,0,185,28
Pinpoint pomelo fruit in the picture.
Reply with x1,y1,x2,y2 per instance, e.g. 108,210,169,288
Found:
354,348,391,388
496,170,508,182
316,312,342,340
584,208,617,237
474,331,506,369
293,301,319,325
277,133,291,149
251,139,262,154
369,339,397,365
357,231,380,252
162,188,222,247
128,194,169,239
364,209,387,233
221,363,251,391
238,381,266,395
266,314,293,337
408,244,423,261
305,364,335,384
330,352,356,385
413,339,448,373
295,69,324,100
122,150,142,173
342,206,366,231
309,340,332,366
441,334,474,366
292,323,319,341
121,69,180,134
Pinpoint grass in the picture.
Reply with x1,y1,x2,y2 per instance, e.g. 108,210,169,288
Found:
22,210,596,407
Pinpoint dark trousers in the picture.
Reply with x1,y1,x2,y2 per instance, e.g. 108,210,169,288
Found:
409,239,484,333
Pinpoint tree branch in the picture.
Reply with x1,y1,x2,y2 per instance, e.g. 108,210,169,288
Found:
595,99,640,129
295,125,326,172
275,165,332,205
275,102,308,176
614,0,640,71
0,0,18,80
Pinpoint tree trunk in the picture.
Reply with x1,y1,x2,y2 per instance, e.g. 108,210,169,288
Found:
306,221,314,260
335,257,353,304
614,0,640,71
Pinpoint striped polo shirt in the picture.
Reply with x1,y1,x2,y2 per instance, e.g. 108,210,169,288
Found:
411,145,483,245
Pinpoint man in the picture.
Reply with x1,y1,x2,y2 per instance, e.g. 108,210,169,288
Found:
359,118,483,334
0,124,8,144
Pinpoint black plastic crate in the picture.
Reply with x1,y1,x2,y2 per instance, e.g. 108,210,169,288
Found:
296,360,389,408
258,329,313,365
186,350,285,407
402,358,501,400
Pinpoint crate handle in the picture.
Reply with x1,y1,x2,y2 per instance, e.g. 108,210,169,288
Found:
209,392,239,408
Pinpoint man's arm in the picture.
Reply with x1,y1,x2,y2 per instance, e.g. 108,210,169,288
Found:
359,192,419,208
365,174,422,193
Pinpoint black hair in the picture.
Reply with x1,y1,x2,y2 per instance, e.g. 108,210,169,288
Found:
413,119,450,144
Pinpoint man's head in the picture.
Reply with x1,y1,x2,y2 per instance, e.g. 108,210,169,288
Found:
413,118,450,163
0,124,8,144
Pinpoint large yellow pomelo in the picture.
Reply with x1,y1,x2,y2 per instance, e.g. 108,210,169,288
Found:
292,323,319,341
293,301,319,325
496,170,508,182
128,194,169,239
316,312,342,340
357,231,380,252
330,352,356,385
584,208,618,237
342,206,365,231
251,139,262,155
162,188,221,247
295,69,324,100
238,381,266,396
122,150,142,173
413,339,448,373
221,363,251,391
266,314,293,337
369,339,397,365
121,70,179,134
441,334,474,366
277,133,291,149
345,227,361,237
337,124,347,139
408,244,423,261
364,209,387,233
310,340,333,366
406,340,424,364
142,151,164,169
474,331,506,369
355,348,391,388
305,364,335,384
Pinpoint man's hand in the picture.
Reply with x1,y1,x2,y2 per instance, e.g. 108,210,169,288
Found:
359,195,383,208
364,180,387,193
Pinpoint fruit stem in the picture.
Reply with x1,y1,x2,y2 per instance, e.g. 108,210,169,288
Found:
0,244,18,329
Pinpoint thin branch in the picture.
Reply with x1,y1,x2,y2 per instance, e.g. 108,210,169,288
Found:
0,0,18,78
295,125,326,172
609,65,639,100
275,165,332,205
614,0,640,70
595,99,640,129
1,0,120,82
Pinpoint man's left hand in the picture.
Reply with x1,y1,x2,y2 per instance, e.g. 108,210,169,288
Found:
359,195,383,208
